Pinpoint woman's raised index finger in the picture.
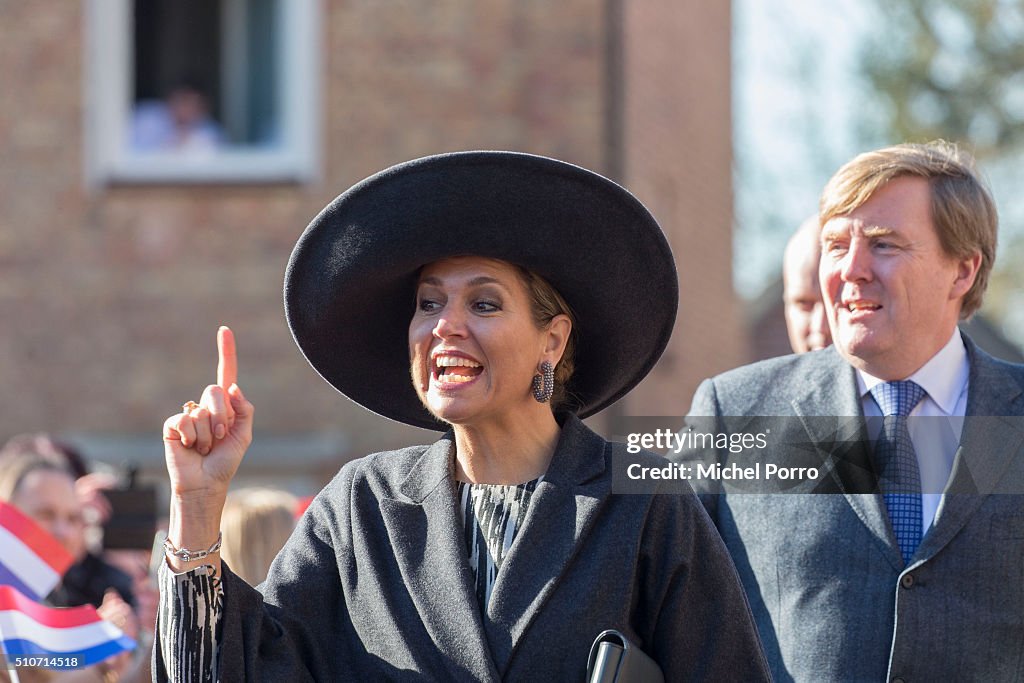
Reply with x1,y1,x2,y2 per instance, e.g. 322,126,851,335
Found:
217,326,238,389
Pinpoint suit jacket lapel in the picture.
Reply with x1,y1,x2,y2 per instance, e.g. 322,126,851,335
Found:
916,339,1024,562
482,414,609,676
379,434,500,681
792,349,904,570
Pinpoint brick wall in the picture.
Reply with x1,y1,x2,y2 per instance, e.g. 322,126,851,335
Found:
0,1,740,484
618,0,748,417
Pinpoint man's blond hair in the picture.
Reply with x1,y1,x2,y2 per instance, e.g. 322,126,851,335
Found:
819,141,997,318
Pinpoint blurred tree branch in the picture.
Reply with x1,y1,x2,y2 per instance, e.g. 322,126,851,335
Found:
861,0,1024,158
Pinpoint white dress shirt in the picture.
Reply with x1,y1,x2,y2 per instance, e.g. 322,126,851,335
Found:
856,328,969,532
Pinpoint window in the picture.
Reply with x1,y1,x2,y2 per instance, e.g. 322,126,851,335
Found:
85,0,320,185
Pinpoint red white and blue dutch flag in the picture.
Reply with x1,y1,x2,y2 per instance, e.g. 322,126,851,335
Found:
0,501,135,668
0,501,74,601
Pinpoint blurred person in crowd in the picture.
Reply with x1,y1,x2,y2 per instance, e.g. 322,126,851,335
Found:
129,78,225,153
103,550,158,636
0,433,115,526
219,487,299,586
675,141,1022,681
0,436,134,610
783,214,831,353
0,454,136,682
103,549,158,683
0,455,88,562
2,437,158,682
154,152,770,681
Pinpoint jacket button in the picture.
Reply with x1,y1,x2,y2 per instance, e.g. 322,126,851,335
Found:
892,678,906,683
900,574,915,589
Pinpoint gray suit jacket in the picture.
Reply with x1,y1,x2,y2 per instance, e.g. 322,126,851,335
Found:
676,338,1024,682
160,414,770,681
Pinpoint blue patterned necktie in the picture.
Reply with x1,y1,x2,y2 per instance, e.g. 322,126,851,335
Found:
869,380,927,564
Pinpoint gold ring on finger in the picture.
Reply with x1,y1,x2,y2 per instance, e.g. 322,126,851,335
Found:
182,400,200,414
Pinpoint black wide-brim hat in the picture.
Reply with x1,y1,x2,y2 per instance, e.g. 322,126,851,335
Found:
285,151,678,430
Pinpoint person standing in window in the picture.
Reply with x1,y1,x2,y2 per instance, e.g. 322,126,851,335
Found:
129,78,225,154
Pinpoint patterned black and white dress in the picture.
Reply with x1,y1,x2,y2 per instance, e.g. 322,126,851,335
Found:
457,477,540,609
158,564,222,683
158,477,540,682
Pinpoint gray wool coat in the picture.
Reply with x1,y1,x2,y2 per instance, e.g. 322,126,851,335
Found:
156,414,771,682
676,337,1024,682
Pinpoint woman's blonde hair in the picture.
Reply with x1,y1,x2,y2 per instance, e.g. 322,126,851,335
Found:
516,266,578,410
220,487,299,586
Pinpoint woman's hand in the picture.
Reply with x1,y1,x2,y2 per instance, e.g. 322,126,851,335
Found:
163,327,253,499
161,326,253,572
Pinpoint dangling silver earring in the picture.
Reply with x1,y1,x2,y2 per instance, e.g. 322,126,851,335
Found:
531,360,554,403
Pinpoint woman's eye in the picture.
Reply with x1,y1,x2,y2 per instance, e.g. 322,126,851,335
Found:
473,300,500,313
418,298,441,312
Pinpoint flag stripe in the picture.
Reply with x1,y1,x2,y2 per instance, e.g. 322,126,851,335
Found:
0,526,63,600
2,636,136,669
0,610,126,650
0,502,73,575
0,587,102,628
0,564,44,604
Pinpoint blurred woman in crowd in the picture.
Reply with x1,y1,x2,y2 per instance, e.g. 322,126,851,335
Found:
219,487,298,586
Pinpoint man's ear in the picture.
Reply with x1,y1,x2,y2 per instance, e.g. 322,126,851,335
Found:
950,250,982,301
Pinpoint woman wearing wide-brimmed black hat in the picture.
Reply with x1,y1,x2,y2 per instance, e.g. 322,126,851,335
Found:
155,152,770,681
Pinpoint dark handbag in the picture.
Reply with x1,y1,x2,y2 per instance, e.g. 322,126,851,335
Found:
586,629,664,683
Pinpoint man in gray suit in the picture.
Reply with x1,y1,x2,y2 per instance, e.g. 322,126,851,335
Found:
677,142,1023,681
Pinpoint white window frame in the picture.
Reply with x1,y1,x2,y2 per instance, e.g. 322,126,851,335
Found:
84,0,321,187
